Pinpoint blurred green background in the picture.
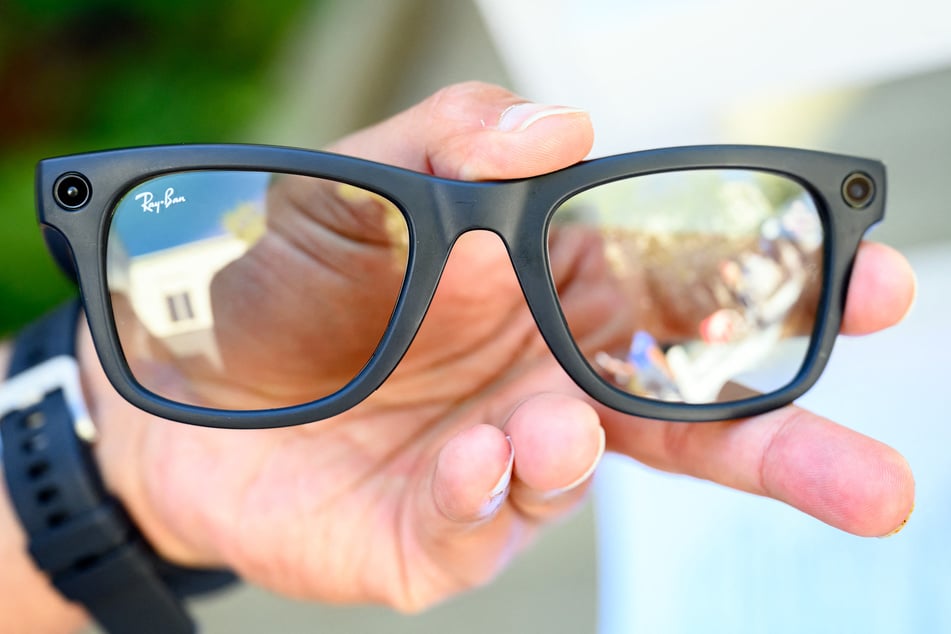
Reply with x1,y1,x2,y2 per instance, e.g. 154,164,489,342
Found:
0,0,311,336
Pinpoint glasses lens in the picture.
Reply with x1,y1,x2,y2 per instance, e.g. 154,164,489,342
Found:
548,169,824,404
106,171,410,410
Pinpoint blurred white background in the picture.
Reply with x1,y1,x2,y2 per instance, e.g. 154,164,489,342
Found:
475,1,951,632
477,0,951,152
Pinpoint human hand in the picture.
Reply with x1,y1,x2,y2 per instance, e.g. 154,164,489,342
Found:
84,82,915,613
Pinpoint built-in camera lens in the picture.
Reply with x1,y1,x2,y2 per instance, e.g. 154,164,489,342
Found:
53,173,92,210
841,172,875,209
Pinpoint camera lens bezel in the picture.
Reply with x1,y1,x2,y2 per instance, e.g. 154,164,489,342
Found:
53,172,93,210
841,171,875,209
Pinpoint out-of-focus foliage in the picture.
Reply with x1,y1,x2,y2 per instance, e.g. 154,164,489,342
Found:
0,0,311,336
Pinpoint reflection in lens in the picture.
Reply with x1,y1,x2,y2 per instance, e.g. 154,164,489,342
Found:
106,171,409,410
549,169,824,405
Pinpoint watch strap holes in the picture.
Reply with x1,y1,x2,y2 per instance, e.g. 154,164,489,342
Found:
22,433,49,454
22,411,46,430
27,460,51,480
36,485,59,505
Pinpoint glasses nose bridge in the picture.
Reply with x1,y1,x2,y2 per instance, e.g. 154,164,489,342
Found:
431,179,532,246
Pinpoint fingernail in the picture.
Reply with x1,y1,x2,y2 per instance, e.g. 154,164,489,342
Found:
479,436,515,518
540,426,606,501
497,102,587,133
879,502,915,538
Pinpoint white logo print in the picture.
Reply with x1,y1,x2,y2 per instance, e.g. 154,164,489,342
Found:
135,187,187,213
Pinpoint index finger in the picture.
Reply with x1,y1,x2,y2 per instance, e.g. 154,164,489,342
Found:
600,404,915,537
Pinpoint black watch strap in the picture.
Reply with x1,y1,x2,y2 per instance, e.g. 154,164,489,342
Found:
0,299,237,634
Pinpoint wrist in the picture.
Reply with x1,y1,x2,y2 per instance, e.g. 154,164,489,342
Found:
75,319,224,569
0,339,89,633
3,302,237,633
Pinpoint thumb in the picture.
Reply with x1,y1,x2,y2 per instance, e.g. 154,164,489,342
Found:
328,81,594,180
393,424,523,607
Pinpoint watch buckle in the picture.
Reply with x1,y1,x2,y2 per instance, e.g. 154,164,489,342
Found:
0,355,97,443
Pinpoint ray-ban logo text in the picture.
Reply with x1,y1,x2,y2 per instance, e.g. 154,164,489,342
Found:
135,188,186,213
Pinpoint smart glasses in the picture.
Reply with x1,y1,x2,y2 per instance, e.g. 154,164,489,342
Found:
37,144,883,428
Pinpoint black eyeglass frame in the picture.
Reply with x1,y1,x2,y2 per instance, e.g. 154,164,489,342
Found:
35,144,885,429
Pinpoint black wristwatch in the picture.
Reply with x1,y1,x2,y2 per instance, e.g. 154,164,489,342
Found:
0,299,237,634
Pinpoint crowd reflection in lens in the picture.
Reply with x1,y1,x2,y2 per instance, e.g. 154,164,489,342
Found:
550,169,824,404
